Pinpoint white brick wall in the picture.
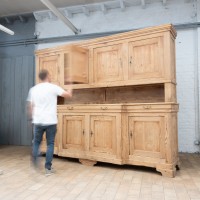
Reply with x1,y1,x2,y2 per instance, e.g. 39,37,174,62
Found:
176,29,198,152
34,0,200,152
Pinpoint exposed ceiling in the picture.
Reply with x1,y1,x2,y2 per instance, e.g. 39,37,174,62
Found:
0,0,113,17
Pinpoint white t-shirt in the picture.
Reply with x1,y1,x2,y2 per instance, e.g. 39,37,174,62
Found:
27,82,64,125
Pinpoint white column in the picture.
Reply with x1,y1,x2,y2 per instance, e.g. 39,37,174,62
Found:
195,0,200,150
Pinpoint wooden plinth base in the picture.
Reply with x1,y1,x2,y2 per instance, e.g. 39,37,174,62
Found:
79,159,97,166
157,168,176,178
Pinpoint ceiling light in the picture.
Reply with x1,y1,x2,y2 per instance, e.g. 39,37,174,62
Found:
0,24,14,35
40,0,80,34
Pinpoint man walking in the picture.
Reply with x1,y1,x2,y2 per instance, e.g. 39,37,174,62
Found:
27,69,72,176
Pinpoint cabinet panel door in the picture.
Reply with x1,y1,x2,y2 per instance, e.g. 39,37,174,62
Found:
90,115,117,154
128,116,165,158
63,51,88,85
128,37,164,80
39,54,60,84
93,44,123,83
62,115,85,150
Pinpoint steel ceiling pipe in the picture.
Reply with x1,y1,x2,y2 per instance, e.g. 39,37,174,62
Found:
40,0,80,34
0,24,14,35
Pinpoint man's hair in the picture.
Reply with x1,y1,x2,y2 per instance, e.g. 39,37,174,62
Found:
39,69,49,81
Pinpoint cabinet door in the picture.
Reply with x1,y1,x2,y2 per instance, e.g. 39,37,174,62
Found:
89,115,117,155
38,54,60,85
63,51,88,85
62,115,85,150
128,116,165,159
128,37,164,80
93,44,124,83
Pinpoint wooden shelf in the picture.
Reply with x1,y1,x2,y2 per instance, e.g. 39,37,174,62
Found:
65,80,176,90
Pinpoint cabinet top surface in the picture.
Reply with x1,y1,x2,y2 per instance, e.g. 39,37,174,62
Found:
35,23,176,55
35,44,87,55
80,24,176,47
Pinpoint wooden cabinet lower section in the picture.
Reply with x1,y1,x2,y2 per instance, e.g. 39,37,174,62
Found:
40,103,179,177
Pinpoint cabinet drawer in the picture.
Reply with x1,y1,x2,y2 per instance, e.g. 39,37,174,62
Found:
58,104,124,113
124,103,178,112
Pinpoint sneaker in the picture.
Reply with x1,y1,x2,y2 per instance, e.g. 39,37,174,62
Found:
45,168,56,176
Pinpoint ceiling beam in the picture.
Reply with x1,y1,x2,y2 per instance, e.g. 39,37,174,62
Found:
4,17,13,24
19,16,27,23
40,0,80,34
163,0,167,6
82,6,90,16
33,13,43,21
63,9,73,18
101,4,107,14
48,11,57,20
119,0,125,11
141,0,145,9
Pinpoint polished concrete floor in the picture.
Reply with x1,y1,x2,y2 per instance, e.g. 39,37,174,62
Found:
0,146,200,200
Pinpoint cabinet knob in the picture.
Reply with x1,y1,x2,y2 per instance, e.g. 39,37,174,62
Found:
130,131,133,138
90,131,93,136
129,56,133,65
83,129,85,135
143,105,151,109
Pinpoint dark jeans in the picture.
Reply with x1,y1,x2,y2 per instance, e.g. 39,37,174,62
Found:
32,124,57,170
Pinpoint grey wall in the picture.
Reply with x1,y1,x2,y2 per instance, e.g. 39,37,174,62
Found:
0,17,35,145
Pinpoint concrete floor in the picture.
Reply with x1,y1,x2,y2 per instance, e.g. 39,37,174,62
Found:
1,146,200,200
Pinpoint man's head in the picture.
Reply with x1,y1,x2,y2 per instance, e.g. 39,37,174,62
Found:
39,69,51,82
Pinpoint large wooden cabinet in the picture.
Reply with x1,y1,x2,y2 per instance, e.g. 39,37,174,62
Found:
35,24,179,177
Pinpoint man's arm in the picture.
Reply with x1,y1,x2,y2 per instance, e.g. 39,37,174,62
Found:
56,77,73,99
60,88,72,98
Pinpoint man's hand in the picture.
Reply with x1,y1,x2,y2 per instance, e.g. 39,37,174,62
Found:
61,76,73,98
26,102,33,121
61,88,72,98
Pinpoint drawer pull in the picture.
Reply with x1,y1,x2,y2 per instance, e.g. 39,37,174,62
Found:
90,131,93,136
67,106,74,110
130,131,133,138
101,107,108,110
129,56,133,65
83,129,85,135
143,105,151,109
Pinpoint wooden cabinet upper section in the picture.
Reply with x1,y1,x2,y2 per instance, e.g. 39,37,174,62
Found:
35,45,88,85
35,24,176,89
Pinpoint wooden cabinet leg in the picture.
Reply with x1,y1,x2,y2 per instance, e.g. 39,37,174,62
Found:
157,168,176,178
176,160,181,170
79,159,97,166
